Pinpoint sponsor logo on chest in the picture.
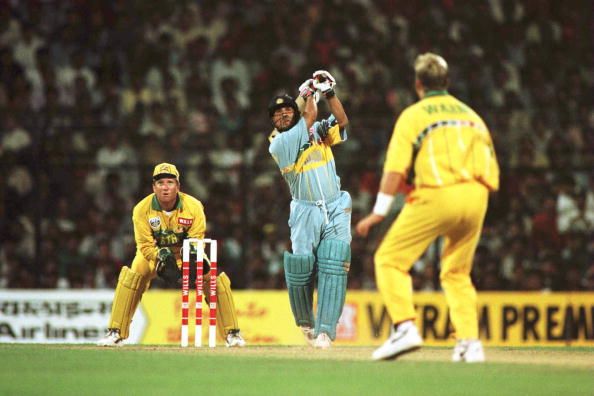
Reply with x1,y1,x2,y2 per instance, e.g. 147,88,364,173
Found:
178,217,193,226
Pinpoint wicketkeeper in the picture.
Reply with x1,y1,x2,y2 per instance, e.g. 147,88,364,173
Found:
97,163,246,347
268,71,352,348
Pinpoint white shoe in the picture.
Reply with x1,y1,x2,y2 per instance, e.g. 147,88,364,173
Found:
371,322,422,361
225,330,246,347
313,333,331,349
452,340,485,363
301,326,315,346
97,329,124,347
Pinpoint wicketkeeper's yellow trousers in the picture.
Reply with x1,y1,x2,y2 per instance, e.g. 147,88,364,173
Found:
108,252,239,340
375,182,488,339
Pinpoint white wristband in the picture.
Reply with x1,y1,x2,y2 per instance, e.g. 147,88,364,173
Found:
372,192,395,216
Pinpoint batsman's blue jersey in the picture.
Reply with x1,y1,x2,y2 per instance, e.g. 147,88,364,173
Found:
269,116,345,201
269,116,352,254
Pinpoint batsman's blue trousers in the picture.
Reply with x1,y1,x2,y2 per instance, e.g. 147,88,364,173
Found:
289,191,352,254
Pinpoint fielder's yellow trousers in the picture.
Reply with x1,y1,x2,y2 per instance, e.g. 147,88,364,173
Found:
375,182,488,339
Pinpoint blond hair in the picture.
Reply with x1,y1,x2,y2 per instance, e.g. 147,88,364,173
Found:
414,52,449,90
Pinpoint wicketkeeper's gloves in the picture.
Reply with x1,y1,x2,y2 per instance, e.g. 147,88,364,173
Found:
179,245,212,280
156,247,180,285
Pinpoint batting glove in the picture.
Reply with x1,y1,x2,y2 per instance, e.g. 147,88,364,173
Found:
312,70,336,97
298,78,316,99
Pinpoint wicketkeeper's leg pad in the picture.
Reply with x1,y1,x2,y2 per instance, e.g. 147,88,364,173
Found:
108,266,147,339
205,272,239,340
315,240,350,340
283,251,316,328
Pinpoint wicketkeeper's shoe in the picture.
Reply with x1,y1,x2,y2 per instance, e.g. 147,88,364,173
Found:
96,329,124,347
371,321,422,361
225,329,246,348
452,339,485,363
301,326,315,346
313,332,332,349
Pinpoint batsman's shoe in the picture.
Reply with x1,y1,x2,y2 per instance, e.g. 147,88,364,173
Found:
97,329,124,347
452,340,485,363
225,329,246,348
313,332,332,349
301,326,315,346
371,322,422,361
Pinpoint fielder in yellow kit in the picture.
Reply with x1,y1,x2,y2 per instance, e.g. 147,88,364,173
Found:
356,53,499,362
97,163,246,347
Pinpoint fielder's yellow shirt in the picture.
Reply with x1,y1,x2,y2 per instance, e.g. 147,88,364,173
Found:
385,90,499,191
132,192,206,263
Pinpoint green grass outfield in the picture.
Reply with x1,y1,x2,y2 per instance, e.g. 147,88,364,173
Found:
0,345,592,396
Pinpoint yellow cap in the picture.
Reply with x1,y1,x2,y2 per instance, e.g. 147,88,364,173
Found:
152,163,180,181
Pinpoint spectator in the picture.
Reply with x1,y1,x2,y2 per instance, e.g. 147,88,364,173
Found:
0,1,592,292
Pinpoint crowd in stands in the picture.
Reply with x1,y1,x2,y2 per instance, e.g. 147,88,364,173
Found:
0,0,592,292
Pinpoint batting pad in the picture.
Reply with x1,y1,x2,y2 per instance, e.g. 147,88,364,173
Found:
109,266,146,339
315,240,350,340
283,252,316,328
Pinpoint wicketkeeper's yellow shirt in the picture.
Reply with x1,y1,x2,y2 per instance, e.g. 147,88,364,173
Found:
132,192,206,263
384,90,499,191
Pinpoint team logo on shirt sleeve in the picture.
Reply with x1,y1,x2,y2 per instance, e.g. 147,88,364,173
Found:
178,217,193,226
149,217,161,230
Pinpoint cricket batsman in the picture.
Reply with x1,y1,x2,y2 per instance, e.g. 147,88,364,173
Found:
268,71,352,349
356,53,499,362
97,163,246,347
